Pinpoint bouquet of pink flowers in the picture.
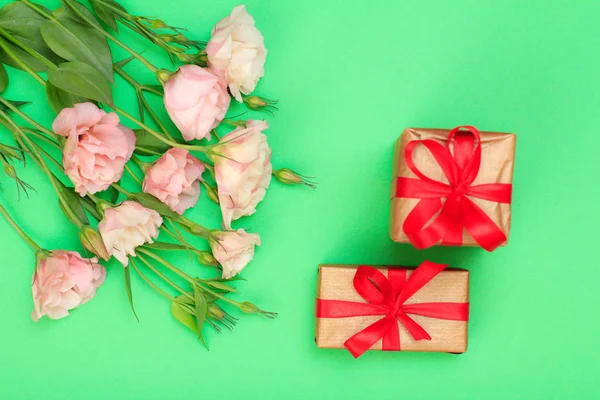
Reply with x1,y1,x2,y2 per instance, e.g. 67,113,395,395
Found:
0,0,313,346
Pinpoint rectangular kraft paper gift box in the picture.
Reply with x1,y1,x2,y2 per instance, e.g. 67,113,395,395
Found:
315,265,469,353
390,128,516,246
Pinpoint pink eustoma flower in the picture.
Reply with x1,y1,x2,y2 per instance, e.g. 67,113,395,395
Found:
52,102,136,196
143,148,205,214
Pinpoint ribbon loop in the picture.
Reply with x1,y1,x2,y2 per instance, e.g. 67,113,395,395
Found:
395,126,511,251
316,262,470,358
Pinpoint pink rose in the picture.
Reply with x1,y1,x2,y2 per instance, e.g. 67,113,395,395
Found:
52,102,136,196
98,201,163,266
32,251,106,321
163,65,230,141
207,5,267,102
210,229,261,278
212,120,272,228
142,148,205,214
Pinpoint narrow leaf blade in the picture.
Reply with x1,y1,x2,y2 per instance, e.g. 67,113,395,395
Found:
124,264,140,322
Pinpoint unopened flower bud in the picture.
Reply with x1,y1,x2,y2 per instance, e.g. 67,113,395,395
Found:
162,33,187,44
79,226,110,260
204,184,219,204
242,95,278,113
273,168,317,189
197,250,218,267
4,164,17,179
95,199,112,216
207,303,225,320
239,301,260,314
177,52,208,67
156,69,175,85
139,17,168,29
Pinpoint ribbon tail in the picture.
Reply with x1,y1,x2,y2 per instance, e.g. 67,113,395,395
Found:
403,198,447,249
382,316,401,351
403,302,470,321
461,197,507,252
439,196,464,246
344,316,395,359
396,312,431,341
396,261,448,304
466,183,512,203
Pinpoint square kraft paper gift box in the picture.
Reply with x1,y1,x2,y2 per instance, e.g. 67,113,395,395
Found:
390,126,516,251
315,262,469,358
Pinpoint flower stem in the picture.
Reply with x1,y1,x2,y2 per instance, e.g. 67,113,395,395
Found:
16,133,83,228
22,0,159,74
0,97,56,137
0,201,41,251
0,36,46,85
195,281,243,309
139,93,173,140
113,105,209,154
136,247,194,284
130,257,174,301
137,253,193,300
114,65,174,140
1,115,82,228
124,163,142,185
111,183,132,197
22,128,61,149
0,25,56,70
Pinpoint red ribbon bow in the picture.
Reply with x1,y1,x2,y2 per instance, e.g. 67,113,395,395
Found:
395,126,512,251
316,261,469,358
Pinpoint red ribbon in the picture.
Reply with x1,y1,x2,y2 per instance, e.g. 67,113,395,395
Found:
395,126,512,251
316,261,469,358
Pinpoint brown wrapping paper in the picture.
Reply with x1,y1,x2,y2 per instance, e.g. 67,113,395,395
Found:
390,128,516,246
315,265,469,353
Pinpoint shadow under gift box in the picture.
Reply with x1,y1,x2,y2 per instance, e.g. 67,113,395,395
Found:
390,128,516,247
315,265,470,354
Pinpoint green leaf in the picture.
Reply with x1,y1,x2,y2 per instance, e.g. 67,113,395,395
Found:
0,63,7,93
175,293,195,307
130,192,179,219
171,301,199,335
47,61,113,105
194,288,208,338
89,0,118,31
46,81,91,114
133,129,171,156
40,17,113,82
0,2,63,72
124,264,140,322
57,181,90,225
59,0,101,29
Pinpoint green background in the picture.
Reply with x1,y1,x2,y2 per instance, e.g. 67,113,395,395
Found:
1,0,599,398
